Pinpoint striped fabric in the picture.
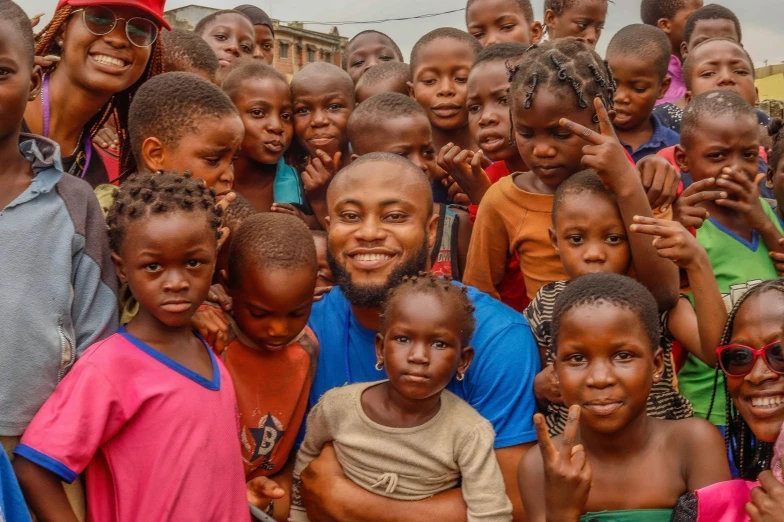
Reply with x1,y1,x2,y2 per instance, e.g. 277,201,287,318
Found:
524,281,694,436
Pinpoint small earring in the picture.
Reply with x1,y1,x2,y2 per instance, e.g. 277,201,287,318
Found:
767,179,774,189
456,372,465,381
375,361,384,372
57,40,64,47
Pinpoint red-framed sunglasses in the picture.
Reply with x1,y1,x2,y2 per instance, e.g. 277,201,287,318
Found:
716,342,784,377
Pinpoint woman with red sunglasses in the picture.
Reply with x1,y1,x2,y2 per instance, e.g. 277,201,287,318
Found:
23,0,166,187
672,279,784,521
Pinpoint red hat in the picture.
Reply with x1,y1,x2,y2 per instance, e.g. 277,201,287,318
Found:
56,0,171,31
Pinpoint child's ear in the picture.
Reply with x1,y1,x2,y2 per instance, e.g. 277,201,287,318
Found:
28,65,42,102
657,18,672,35
141,137,166,172
680,41,689,60
543,10,557,34
219,269,229,288
767,167,776,190
457,345,475,379
374,333,385,365
657,76,672,101
349,153,360,164
652,347,665,384
549,227,559,255
529,21,544,44
407,81,415,98
323,215,330,232
111,252,127,285
674,144,689,173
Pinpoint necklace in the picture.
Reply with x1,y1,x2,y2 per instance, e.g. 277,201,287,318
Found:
41,73,92,178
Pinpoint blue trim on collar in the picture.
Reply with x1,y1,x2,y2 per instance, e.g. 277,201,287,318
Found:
118,326,220,390
707,217,760,251
620,115,681,163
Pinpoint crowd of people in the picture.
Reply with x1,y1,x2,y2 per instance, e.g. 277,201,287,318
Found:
1,0,784,520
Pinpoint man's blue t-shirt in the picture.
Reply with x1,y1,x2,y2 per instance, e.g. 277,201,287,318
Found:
303,284,541,449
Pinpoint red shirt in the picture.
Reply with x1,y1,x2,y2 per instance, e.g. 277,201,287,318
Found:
469,161,529,312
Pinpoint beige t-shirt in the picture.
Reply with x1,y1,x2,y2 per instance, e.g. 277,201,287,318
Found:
289,380,512,522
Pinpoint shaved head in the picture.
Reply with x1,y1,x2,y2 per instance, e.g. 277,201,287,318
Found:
327,152,433,215
290,62,355,102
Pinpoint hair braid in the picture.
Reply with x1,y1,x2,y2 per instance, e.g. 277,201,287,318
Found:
509,39,615,124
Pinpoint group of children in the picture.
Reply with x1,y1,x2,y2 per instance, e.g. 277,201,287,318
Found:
2,0,784,520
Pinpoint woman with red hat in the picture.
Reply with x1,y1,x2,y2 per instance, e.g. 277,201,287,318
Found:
23,0,167,187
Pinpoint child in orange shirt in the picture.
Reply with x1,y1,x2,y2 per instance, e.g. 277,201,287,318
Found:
463,38,679,309
214,212,320,519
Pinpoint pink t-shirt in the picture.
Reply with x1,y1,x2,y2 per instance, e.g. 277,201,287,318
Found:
16,328,249,522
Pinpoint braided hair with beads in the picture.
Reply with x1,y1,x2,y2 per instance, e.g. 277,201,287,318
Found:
34,4,165,178
107,171,223,254
508,38,615,129
380,272,477,347
706,279,784,480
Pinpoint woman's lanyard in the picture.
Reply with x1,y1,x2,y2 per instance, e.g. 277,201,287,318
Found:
42,74,92,179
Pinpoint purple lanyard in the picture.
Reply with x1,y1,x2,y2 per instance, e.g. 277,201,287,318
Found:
42,74,92,179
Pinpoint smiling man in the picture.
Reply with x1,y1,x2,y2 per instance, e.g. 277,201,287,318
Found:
299,152,540,521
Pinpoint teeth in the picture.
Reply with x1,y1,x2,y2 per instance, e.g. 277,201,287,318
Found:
93,54,125,67
354,254,392,262
751,396,784,408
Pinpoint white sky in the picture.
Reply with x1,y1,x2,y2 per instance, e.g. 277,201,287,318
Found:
23,0,784,66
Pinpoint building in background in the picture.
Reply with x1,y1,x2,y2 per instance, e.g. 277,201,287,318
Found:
164,5,348,79
756,64,784,103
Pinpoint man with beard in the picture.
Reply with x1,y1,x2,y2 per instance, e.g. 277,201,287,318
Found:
299,153,539,521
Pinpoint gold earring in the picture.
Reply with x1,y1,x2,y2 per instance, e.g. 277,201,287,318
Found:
456,372,465,381
375,361,383,371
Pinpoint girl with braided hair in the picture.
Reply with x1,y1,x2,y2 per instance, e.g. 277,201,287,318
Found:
464,38,679,313
669,280,784,521
23,0,166,187
289,272,514,522
14,172,251,521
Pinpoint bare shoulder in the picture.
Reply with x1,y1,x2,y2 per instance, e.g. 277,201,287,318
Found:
660,417,724,445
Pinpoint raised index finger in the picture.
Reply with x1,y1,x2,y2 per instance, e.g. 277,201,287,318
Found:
559,117,603,146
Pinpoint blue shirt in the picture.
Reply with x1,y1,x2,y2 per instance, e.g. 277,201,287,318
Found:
619,115,681,164
0,449,32,522
303,285,541,449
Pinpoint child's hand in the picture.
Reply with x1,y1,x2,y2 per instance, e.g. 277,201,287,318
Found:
437,143,492,205
191,305,230,354
630,216,707,269
636,155,681,212
442,175,472,206
560,97,635,192
716,168,768,229
302,150,342,202
672,178,726,230
536,405,591,521
207,284,232,312
247,476,285,512
271,203,307,223
534,365,563,405
94,124,120,153
770,238,784,277
314,285,333,302
746,459,784,522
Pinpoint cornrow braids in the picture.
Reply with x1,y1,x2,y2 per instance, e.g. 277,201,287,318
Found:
509,38,615,123
381,272,477,346
107,171,222,253
35,5,165,179
709,279,784,480
768,118,784,174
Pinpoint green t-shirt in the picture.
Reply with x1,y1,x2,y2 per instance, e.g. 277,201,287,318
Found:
679,199,783,426
580,510,673,522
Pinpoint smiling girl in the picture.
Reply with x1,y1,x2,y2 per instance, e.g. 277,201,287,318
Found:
25,0,165,186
